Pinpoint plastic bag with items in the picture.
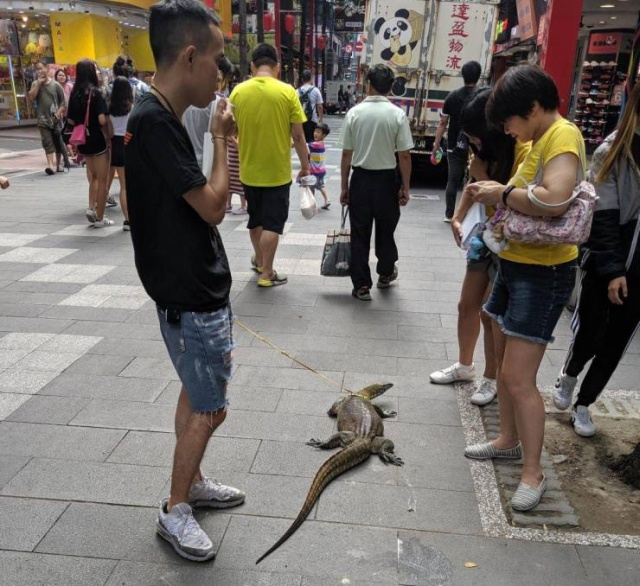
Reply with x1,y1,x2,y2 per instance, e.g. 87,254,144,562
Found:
300,175,318,220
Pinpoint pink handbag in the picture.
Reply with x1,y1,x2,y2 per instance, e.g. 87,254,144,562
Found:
69,90,91,147
502,160,598,246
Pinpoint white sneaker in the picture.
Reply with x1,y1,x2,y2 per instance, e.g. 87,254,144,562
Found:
156,499,215,562
470,378,497,406
93,217,116,228
430,362,475,384
553,370,578,410
85,208,97,223
572,405,596,437
189,477,245,509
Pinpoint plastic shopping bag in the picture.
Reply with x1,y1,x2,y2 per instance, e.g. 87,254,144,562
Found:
300,175,318,220
321,207,351,277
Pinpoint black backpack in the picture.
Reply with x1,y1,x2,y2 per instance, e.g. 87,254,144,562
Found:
299,87,315,120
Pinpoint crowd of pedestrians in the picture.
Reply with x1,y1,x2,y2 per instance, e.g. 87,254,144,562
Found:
8,0,638,563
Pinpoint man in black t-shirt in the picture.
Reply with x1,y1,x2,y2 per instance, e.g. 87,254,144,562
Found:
125,0,244,563
433,61,481,222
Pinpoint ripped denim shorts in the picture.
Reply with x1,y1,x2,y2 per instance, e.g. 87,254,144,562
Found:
157,305,235,413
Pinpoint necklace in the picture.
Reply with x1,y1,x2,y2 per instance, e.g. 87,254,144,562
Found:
150,85,180,122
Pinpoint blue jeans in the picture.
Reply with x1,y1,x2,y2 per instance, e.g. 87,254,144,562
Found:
157,305,235,412
484,259,577,345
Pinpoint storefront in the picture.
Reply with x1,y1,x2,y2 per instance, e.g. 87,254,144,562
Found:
0,1,153,126
493,0,640,151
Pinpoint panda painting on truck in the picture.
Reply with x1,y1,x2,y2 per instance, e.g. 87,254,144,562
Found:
373,9,423,97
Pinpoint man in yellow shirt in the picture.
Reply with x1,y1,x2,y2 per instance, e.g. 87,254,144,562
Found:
230,44,310,287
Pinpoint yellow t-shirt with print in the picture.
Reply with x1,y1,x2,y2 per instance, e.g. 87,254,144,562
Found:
500,118,586,266
230,77,306,187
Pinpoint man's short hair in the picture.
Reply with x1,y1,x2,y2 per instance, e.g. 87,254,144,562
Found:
252,43,278,67
461,61,482,85
367,64,394,95
149,0,219,68
486,64,560,128
301,70,312,82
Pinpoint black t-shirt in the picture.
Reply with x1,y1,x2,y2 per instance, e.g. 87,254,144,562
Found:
442,85,475,153
67,87,109,155
125,93,231,312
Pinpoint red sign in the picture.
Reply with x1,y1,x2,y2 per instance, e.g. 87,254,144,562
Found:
516,0,537,41
344,43,353,54
355,41,363,52
588,32,622,55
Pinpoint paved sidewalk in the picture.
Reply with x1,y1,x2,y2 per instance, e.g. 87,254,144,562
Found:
0,119,638,585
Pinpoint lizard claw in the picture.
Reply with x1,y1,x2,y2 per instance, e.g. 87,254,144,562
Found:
306,438,322,447
381,453,404,466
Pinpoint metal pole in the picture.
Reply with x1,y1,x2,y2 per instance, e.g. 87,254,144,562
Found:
274,0,281,72
322,0,327,96
238,0,248,79
299,0,307,81
256,0,264,44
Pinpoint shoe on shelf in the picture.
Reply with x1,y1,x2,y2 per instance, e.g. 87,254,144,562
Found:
257,271,288,287
85,208,98,223
572,405,596,437
429,362,475,384
189,477,246,509
511,475,547,512
106,195,118,207
377,266,398,289
93,217,116,228
352,286,372,301
156,499,215,562
470,378,497,406
123,220,131,232
553,370,578,410
464,441,522,460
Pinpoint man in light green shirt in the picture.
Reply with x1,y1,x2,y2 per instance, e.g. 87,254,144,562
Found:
337,64,413,300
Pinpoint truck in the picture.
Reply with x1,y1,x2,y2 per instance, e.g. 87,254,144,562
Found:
360,0,498,163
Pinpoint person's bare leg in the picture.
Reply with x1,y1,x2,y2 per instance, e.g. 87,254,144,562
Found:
168,407,227,510
249,226,263,266
107,166,116,194
260,230,281,279
488,325,520,450
45,151,56,170
86,158,98,210
174,386,205,484
502,338,547,487
117,167,128,221
93,153,111,221
480,284,497,380
457,269,489,366
55,152,62,171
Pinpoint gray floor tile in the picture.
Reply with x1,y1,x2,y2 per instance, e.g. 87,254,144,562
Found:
1,458,169,506
576,544,640,585
219,410,334,443
217,515,398,580
275,388,350,416
0,551,117,586
70,399,175,432
107,430,260,473
63,353,134,375
315,480,482,535
105,560,302,586
396,531,588,586
397,396,462,427
229,384,283,412
0,496,68,551
118,356,179,380
39,373,168,402
6,395,91,424
232,364,344,392
0,454,30,489
0,392,31,420
0,316,74,334
0,421,126,461
36,502,230,563
65,320,164,341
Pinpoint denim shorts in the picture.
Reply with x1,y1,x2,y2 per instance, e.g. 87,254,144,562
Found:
484,258,576,345
157,305,235,412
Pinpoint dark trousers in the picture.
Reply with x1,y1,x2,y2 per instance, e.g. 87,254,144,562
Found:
564,272,640,407
348,167,401,290
303,120,316,143
445,151,467,219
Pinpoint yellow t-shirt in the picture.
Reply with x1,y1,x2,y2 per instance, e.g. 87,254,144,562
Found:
229,77,306,187
500,118,586,266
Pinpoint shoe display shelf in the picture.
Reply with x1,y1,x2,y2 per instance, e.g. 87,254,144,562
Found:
573,60,625,152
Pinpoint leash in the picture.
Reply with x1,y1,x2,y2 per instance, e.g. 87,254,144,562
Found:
234,319,352,394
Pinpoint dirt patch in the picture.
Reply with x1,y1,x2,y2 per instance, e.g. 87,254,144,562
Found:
544,411,640,535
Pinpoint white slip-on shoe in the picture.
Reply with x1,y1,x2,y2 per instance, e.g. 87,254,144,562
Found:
430,362,476,384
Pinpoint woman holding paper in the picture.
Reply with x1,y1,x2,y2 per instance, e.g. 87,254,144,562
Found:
430,87,530,408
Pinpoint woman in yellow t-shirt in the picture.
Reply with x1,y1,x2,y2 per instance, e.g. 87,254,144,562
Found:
464,65,586,513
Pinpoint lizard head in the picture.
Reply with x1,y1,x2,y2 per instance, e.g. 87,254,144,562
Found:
355,382,394,400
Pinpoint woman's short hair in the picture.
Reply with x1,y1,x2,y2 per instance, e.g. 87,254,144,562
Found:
486,65,560,128
367,64,394,95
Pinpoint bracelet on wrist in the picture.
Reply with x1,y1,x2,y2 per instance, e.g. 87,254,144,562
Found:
502,185,516,207
212,135,227,142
